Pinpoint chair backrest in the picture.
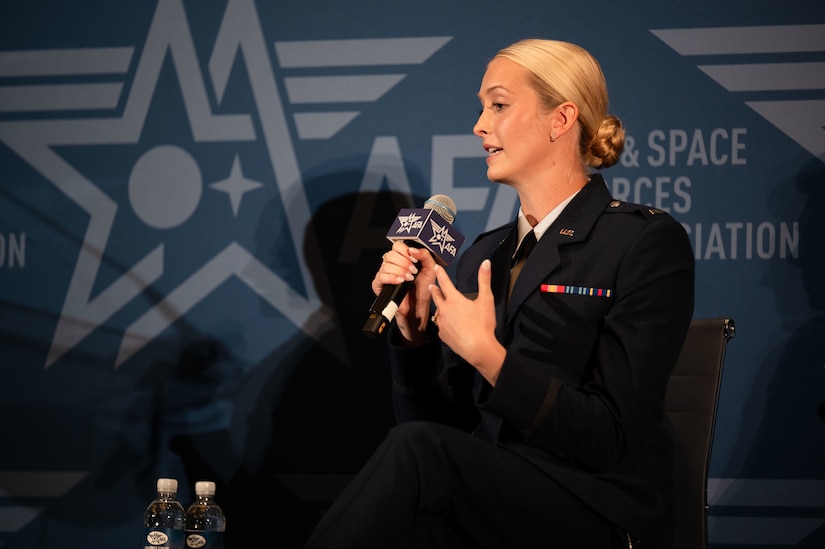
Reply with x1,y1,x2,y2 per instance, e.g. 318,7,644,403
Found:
664,317,735,549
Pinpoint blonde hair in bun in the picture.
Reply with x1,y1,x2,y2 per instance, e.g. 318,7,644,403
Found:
495,39,625,169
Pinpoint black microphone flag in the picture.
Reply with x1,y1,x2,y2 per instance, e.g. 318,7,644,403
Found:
363,195,465,338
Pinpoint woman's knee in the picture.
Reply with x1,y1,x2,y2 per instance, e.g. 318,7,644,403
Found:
387,421,443,445
384,421,466,458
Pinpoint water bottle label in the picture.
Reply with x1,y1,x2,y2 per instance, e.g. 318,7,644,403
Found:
185,531,224,549
144,527,184,548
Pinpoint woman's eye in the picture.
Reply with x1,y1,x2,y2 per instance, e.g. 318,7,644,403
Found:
477,103,505,116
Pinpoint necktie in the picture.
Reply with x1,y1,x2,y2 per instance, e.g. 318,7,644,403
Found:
508,230,537,299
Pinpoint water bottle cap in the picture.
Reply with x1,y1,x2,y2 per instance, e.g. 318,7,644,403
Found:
157,478,178,493
195,481,216,496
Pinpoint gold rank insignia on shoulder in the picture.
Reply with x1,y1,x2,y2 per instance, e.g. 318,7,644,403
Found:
559,228,575,237
648,208,664,215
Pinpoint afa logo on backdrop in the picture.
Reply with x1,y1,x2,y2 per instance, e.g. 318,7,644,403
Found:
0,0,457,369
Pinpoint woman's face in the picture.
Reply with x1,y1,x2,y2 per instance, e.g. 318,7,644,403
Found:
474,57,554,187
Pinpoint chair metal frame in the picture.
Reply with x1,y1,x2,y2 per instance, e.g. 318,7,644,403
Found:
664,317,735,549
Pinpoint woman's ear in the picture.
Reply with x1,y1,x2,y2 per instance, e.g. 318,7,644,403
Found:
550,101,579,141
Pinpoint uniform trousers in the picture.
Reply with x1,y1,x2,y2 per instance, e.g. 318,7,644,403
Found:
303,421,627,548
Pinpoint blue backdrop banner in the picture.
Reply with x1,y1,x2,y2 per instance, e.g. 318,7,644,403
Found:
1,1,823,547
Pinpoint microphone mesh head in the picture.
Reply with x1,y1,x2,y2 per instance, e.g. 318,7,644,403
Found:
424,194,457,223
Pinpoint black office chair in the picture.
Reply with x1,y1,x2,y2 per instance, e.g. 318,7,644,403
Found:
664,317,735,549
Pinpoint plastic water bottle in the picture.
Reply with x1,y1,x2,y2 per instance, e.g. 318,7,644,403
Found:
143,478,185,549
184,481,226,549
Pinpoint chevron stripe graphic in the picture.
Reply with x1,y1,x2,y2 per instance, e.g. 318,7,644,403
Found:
274,37,451,139
0,471,87,533
651,24,825,163
707,478,825,545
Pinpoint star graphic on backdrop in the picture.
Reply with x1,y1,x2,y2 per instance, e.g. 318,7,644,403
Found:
209,154,263,216
0,0,452,369
0,0,339,368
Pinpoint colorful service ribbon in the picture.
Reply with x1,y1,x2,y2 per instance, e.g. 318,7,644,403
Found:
540,284,613,298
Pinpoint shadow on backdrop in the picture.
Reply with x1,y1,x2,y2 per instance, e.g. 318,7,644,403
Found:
168,171,420,547
719,160,825,548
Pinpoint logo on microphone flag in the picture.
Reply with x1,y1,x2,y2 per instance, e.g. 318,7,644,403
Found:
386,208,465,265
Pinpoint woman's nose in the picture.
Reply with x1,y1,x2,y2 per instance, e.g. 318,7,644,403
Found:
473,110,487,137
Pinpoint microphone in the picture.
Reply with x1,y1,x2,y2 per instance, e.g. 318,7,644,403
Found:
362,194,466,338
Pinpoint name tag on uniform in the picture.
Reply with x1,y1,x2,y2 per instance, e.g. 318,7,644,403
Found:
540,284,613,298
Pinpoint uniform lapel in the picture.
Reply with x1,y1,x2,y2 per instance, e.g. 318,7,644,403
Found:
504,176,614,326
489,229,516,342
506,233,560,325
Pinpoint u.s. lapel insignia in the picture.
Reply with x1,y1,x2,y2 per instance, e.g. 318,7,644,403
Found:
559,228,575,237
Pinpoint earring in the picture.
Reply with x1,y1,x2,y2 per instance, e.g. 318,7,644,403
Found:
550,132,557,142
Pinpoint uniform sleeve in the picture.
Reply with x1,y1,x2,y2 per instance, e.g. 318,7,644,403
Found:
388,324,479,431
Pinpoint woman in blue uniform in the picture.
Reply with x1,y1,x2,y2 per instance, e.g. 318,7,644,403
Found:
305,38,694,549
